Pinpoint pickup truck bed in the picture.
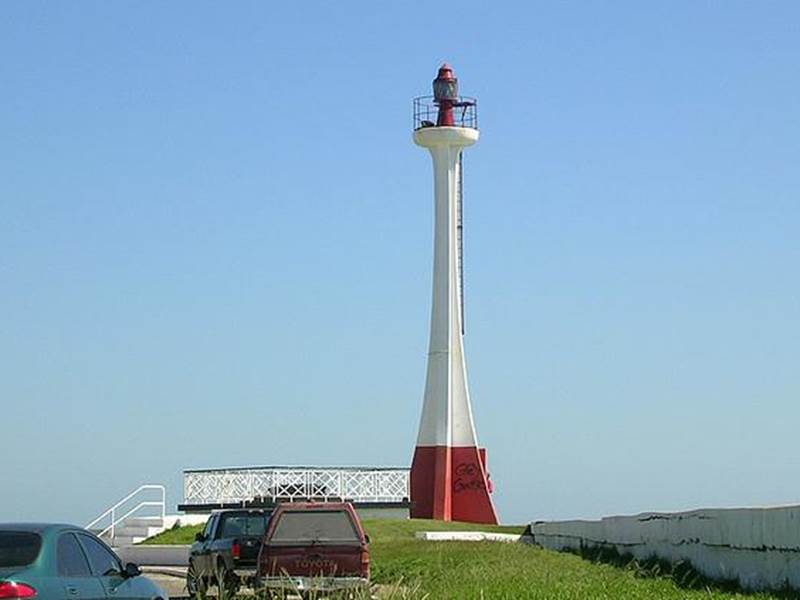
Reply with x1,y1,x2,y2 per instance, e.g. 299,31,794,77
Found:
256,502,370,594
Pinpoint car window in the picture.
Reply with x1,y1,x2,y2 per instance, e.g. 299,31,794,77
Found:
0,532,41,567
220,514,268,538
57,533,92,577
78,534,122,577
203,515,216,539
270,510,360,543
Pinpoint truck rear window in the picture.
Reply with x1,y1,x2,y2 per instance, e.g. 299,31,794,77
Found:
0,532,42,567
269,510,360,544
220,514,269,538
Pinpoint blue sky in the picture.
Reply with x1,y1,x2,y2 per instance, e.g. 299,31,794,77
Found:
1,1,798,525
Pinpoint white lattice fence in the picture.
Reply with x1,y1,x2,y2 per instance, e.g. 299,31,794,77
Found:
184,467,409,505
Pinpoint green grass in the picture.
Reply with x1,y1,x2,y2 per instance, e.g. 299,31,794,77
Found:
143,519,794,599
363,520,790,599
142,522,204,545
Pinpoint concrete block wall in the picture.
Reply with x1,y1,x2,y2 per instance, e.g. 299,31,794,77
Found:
162,514,209,529
118,545,190,567
531,505,800,592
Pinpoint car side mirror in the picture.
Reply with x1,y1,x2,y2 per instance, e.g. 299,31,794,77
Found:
195,532,206,542
124,563,141,578
364,534,371,544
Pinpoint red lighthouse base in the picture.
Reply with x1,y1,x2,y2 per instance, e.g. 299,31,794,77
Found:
410,445,498,524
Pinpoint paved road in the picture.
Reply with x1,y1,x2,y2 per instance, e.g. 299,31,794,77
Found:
141,567,188,599
142,568,296,599
141,566,376,599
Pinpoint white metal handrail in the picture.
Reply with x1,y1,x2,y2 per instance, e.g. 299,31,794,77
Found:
86,484,166,540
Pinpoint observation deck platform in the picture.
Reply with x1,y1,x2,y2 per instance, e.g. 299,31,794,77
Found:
179,465,411,519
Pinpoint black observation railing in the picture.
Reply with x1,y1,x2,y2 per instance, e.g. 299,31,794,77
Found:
413,96,478,130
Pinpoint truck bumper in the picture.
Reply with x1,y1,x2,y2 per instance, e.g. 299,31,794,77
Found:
232,567,257,579
256,576,370,592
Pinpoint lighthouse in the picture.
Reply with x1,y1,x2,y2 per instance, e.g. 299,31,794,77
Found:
410,64,498,524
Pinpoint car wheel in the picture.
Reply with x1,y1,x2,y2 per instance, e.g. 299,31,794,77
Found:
186,560,207,598
216,559,240,599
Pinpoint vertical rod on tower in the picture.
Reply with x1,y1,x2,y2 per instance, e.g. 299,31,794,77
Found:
457,153,464,335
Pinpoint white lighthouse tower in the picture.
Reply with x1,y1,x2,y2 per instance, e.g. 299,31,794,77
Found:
410,64,498,524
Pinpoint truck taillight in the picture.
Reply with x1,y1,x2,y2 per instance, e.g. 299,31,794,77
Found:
0,582,37,599
232,540,241,559
361,549,370,578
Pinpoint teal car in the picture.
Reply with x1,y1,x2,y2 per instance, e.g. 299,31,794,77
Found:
0,523,167,599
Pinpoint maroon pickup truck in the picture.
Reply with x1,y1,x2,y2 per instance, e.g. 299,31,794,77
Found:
256,502,370,595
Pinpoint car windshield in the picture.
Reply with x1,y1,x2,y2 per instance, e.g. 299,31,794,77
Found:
0,532,42,568
269,510,360,544
220,514,269,538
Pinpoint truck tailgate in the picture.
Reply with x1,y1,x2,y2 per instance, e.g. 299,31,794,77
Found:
260,543,364,577
237,536,262,564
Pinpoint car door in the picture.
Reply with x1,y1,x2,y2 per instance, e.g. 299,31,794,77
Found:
76,533,140,600
194,514,217,577
56,533,105,600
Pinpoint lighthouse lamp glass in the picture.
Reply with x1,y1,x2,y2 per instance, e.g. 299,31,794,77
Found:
433,78,458,102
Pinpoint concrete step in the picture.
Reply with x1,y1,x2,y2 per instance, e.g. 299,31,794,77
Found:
124,517,164,528
99,516,168,548
114,525,165,538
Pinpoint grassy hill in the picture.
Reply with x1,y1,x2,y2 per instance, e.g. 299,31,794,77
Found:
144,519,789,599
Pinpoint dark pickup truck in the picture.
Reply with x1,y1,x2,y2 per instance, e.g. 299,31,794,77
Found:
187,508,271,597
256,502,370,596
